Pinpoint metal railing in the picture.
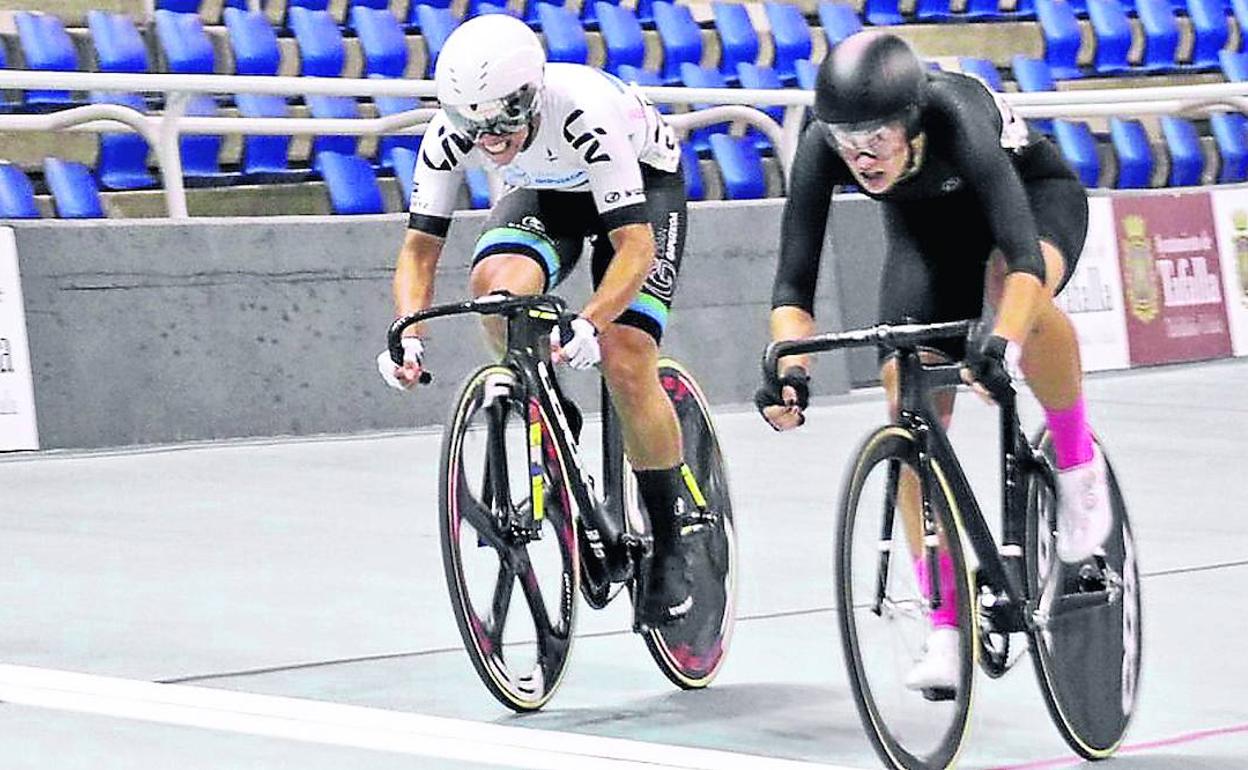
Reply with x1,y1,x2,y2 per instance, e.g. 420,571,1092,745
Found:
1,69,1245,218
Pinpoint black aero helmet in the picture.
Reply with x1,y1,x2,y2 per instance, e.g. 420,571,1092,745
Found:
814,31,927,133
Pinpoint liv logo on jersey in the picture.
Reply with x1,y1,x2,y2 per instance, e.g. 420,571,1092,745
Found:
562,110,611,164
421,125,474,172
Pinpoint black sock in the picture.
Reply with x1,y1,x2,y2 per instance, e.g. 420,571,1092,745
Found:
634,466,683,542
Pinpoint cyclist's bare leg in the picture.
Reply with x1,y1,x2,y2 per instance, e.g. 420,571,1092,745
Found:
468,253,546,355
598,323,681,469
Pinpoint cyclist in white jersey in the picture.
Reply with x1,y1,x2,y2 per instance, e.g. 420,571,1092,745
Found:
377,15,697,627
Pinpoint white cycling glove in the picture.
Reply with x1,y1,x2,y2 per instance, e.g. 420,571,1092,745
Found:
550,317,600,370
377,336,425,391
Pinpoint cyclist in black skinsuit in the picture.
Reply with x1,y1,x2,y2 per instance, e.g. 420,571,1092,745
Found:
756,31,1112,691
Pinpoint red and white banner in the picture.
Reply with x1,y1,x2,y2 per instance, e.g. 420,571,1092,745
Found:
0,227,38,450
1209,188,1248,356
1111,192,1233,366
1058,196,1130,371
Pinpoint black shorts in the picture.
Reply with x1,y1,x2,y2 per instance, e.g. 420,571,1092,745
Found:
470,166,687,344
876,176,1088,362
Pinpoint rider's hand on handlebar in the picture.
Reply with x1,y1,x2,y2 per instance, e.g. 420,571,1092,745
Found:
377,336,426,391
550,316,601,370
961,334,1022,404
755,366,810,431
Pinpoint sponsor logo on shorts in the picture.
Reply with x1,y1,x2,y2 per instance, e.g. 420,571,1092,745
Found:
645,212,681,302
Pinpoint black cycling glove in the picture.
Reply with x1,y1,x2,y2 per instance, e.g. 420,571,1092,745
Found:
755,366,811,430
964,334,1022,402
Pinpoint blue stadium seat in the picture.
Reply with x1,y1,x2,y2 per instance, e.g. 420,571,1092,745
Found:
818,2,864,45
1052,120,1100,187
1011,55,1055,134
466,167,492,209
154,10,215,73
15,12,79,104
795,58,817,90
90,91,157,190
223,7,281,75
1160,115,1203,186
157,0,202,10
1013,0,1038,19
287,0,332,22
654,2,702,85
958,57,1003,91
1034,0,1083,79
709,134,767,199
764,2,813,86
391,145,418,208
0,164,39,219
963,0,1006,20
680,142,705,200
864,0,905,25
472,2,521,18
914,0,955,22
680,63,732,156
43,158,104,218
582,0,621,29
321,152,385,214
1136,0,1179,72
1108,118,1152,188
635,0,657,27
235,92,297,177
88,11,148,74
538,3,589,64
1210,113,1248,183
405,0,453,30
345,0,390,28
1086,0,1132,75
737,62,783,152
290,7,345,76
354,6,408,77
1185,0,1228,71
713,2,758,83
598,3,647,76
1220,49,1248,81
417,6,461,76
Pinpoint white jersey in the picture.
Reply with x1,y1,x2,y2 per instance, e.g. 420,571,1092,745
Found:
408,63,680,230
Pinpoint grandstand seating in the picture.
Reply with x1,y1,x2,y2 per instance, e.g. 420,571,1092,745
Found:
0,0,1245,219
43,157,104,218
0,163,40,218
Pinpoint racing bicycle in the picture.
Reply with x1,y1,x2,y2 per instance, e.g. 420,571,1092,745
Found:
389,292,737,712
763,319,1141,770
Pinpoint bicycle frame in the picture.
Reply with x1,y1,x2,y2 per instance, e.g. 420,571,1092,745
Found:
762,321,1053,635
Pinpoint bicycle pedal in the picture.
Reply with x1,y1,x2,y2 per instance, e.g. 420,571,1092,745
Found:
921,687,956,702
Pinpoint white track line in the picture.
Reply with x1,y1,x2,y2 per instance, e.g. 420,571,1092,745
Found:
0,664,864,770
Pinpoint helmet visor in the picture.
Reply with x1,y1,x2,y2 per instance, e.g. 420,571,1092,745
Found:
444,84,539,142
821,117,908,161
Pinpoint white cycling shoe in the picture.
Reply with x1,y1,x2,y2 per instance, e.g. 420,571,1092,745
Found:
905,627,960,694
1055,446,1113,563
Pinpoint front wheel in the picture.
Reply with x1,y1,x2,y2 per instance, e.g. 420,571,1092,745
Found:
439,364,578,712
836,426,976,770
633,359,738,689
1026,433,1142,759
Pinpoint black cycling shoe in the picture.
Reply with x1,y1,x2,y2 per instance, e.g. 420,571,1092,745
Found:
637,530,693,628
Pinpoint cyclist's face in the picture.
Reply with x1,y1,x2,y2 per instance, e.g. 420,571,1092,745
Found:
826,120,911,194
475,126,530,166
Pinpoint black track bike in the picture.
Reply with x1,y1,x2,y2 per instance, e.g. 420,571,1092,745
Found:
389,292,737,712
763,320,1141,770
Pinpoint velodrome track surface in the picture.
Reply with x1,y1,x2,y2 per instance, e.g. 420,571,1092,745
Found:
3,358,1247,769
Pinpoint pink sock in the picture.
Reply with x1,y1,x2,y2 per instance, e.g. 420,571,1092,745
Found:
1044,395,1095,470
914,552,958,628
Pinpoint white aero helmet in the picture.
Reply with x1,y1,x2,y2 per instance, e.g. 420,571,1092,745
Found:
435,15,546,141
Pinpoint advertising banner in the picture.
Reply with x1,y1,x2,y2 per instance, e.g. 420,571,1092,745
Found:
1209,188,1248,356
1057,196,1130,371
0,227,38,450
1112,192,1233,366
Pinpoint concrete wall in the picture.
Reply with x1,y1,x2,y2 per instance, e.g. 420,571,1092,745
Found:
11,198,887,450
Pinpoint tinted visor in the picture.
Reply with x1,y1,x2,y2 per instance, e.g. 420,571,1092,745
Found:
444,84,539,142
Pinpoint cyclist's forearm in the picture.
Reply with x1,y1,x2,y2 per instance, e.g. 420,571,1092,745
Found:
993,272,1046,344
581,224,654,329
392,233,442,335
771,305,816,374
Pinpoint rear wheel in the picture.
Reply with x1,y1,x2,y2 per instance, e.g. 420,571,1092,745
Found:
439,365,578,712
632,359,738,689
1026,433,1141,759
836,426,976,770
